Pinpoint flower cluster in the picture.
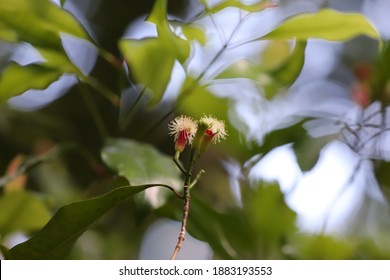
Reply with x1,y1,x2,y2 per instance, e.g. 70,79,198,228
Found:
168,115,227,156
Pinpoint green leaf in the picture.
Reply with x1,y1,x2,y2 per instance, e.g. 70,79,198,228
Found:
262,9,380,41
0,63,62,102
372,42,390,104
216,41,306,99
7,185,156,259
147,0,190,63
245,182,296,252
260,40,292,69
0,22,18,42
120,0,190,105
119,38,175,106
216,60,267,80
270,41,306,87
189,195,258,259
0,191,51,237
101,138,180,187
296,235,354,259
205,0,277,14
0,0,91,49
36,47,79,74
180,25,206,45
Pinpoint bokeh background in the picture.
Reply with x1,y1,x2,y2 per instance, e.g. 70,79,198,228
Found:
1,0,390,259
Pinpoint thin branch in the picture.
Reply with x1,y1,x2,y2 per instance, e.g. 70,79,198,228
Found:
189,169,205,189
320,159,363,233
170,148,199,260
80,83,109,139
210,13,227,45
173,156,191,177
80,75,120,106
0,147,60,187
140,183,184,199
170,185,190,260
119,86,147,130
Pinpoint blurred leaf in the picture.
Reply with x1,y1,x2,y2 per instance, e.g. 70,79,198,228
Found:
180,25,206,45
262,9,380,41
119,38,175,106
0,0,91,49
260,40,291,69
245,182,296,252
120,0,190,105
204,0,277,14
374,161,390,190
0,62,62,102
216,59,267,80
0,22,18,42
7,184,157,259
0,191,51,237
356,238,390,259
147,0,190,64
0,244,12,259
216,42,306,99
189,195,259,259
294,134,334,171
270,41,306,87
296,235,354,259
101,138,180,186
36,47,79,73
254,121,308,156
263,41,306,99
372,42,390,105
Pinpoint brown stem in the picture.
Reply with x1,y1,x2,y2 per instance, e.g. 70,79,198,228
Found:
170,185,190,260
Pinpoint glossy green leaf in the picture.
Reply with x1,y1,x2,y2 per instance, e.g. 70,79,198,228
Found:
147,0,190,63
119,38,175,106
0,0,91,49
101,138,180,187
262,9,380,41
0,63,62,102
0,191,51,237
7,184,155,259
